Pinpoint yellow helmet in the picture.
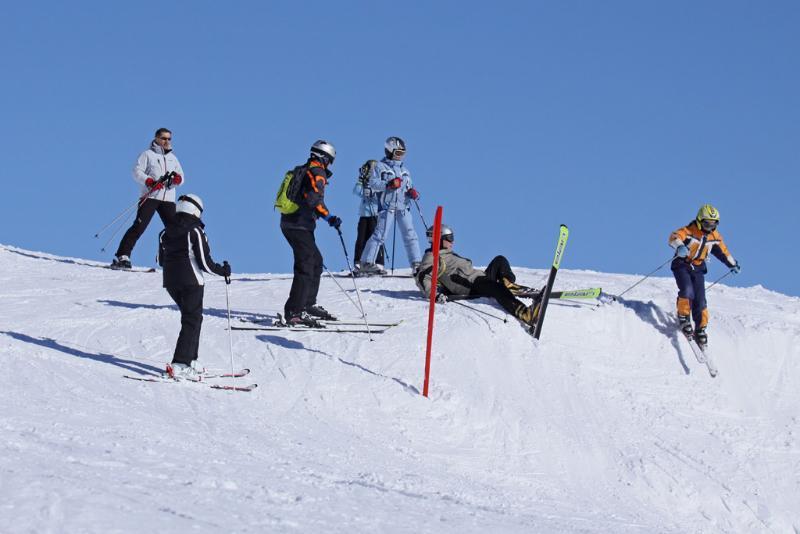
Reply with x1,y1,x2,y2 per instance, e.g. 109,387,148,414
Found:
696,204,720,232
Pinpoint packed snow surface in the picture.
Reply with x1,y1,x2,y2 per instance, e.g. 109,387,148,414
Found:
1,244,798,533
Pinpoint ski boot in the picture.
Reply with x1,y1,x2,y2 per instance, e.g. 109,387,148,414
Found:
284,310,322,328
166,361,202,381
306,304,336,321
504,277,537,297
110,255,132,270
678,315,693,338
355,263,386,276
694,327,708,347
514,300,541,332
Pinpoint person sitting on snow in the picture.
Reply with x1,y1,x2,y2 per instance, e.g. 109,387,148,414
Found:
668,203,740,347
414,224,541,329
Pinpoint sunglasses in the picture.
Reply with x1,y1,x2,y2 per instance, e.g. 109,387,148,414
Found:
158,137,172,141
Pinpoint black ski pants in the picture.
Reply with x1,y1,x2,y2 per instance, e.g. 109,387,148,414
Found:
166,284,204,365
282,227,323,315
354,216,384,266
116,198,176,258
469,255,522,315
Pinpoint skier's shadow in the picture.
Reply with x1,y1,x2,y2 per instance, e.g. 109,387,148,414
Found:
614,297,690,375
362,289,425,301
1,331,163,375
98,299,264,322
255,335,419,394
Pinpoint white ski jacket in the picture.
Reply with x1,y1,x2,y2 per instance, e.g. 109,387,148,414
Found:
132,141,185,202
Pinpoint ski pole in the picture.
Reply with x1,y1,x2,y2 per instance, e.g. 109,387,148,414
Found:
94,200,140,238
224,271,235,385
612,257,673,301
334,227,373,340
391,209,397,275
94,178,166,238
706,270,733,292
412,199,429,229
451,299,508,323
98,208,137,252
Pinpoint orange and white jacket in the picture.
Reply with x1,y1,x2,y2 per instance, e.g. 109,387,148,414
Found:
668,222,736,268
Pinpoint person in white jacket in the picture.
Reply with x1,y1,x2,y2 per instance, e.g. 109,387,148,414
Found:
111,128,185,269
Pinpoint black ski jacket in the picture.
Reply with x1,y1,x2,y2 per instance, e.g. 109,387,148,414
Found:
280,159,332,232
158,213,227,287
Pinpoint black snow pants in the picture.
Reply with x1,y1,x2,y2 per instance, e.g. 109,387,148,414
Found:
116,198,176,258
282,227,323,315
354,216,385,267
166,284,204,365
469,255,522,315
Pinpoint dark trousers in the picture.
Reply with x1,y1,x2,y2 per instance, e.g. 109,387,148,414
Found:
672,260,707,325
166,284,204,365
116,198,176,258
470,255,521,315
354,216,384,266
282,227,323,315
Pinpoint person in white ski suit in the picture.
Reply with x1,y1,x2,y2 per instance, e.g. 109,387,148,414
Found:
358,137,421,272
113,128,185,268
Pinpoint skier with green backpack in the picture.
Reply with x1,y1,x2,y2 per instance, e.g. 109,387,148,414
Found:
275,140,342,326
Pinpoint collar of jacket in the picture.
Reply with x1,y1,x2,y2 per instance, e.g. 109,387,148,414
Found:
150,141,172,155
308,159,333,178
381,157,404,169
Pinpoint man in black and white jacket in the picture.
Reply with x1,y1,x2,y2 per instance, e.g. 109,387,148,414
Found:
157,194,230,380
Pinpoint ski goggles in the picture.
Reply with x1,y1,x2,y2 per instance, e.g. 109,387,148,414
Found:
700,219,718,231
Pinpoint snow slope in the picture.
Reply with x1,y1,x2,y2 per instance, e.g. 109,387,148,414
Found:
1,244,798,533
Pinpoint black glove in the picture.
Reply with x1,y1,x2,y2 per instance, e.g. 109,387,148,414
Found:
222,261,232,278
326,215,342,229
358,161,374,186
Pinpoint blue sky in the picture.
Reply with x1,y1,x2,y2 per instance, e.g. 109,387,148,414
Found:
1,1,798,296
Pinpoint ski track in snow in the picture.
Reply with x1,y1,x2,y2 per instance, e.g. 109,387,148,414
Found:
0,244,799,533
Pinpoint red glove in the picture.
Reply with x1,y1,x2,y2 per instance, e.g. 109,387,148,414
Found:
171,173,182,186
406,188,419,200
145,177,163,190
387,177,402,190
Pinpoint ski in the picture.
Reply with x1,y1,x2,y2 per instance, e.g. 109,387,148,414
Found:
238,317,401,328
532,224,570,339
123,373,257,391
678,329,718,378
512,287,601,300
106,265,157,273
231,324,388,334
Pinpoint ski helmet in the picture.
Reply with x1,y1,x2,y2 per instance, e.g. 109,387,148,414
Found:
384,136,406,159
310,140,336,166
696,203,720,232
176,194,204,218
426,224,454,244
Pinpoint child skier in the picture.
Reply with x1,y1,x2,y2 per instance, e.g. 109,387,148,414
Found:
158,194,231,380
668,204,740,346
352,159,384,270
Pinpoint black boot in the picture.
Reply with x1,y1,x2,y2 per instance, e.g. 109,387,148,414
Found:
694,327,708,346
306,304,336,321
678,315,693,337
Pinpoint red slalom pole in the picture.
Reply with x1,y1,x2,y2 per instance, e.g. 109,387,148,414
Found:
423,206,443,398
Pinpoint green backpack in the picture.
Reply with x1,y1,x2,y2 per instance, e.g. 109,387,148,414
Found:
274,165,306,214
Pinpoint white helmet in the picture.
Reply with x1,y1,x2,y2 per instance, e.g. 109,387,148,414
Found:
176,194,204,218
310,139,336,165
384,136,406,159
426,224,454,243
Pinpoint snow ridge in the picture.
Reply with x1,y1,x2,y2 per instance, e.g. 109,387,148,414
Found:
1,244,798,533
